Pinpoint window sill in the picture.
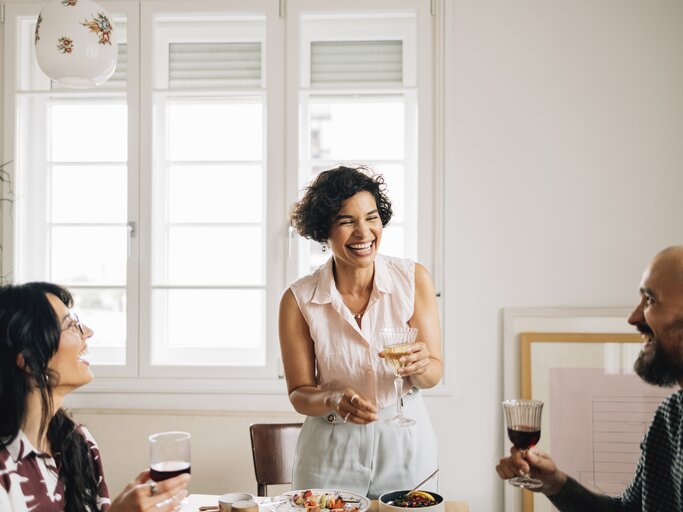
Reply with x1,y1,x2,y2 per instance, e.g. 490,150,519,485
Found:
65,377,453,412
66,376,288,411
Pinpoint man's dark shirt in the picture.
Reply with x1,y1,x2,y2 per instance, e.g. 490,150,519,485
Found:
549,389,682,511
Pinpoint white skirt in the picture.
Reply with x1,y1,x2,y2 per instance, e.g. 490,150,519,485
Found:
291,389,439,499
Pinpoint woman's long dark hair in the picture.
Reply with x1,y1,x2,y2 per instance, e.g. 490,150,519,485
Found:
0,282,99,511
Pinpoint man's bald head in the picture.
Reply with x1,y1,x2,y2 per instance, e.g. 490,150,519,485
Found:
654,245,683,281
652,245,683,285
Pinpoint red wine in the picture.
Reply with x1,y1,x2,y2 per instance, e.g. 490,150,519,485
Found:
507,425,541,450
150,461,191,482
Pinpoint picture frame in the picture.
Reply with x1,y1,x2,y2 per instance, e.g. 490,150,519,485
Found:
501,307,633,512
518,332,672,512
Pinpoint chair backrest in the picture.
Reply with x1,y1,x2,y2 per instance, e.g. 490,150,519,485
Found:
249,422,303,497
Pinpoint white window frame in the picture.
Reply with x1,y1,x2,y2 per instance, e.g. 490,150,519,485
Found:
285,0,437,285
3,1,140,381
2,0,445,409
137,2,283,383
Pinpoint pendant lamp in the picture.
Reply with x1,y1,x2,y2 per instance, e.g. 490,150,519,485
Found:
35,0,117,89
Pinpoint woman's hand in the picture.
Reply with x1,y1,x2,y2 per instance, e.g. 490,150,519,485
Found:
108,470,190,512
326,388,378,425
379,341,432,377
496,447,566,496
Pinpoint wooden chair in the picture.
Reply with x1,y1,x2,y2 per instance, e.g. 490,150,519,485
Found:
249,422,303,496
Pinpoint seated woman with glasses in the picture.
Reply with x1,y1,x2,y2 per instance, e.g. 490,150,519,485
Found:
0,282,190,511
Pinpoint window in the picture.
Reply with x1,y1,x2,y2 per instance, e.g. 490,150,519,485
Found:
10,6,132,373
293,11,423,275
147,14,269,370
3,0,439,398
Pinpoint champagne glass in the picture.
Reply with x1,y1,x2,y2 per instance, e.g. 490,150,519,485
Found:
502,399,544,489
381,326,419,427
149,431,191,482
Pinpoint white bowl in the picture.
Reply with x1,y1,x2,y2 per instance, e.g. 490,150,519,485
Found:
378,491,444,512
219,493,256,512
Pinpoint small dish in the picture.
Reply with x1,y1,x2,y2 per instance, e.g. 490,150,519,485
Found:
219,493,256,512
378,491,444,512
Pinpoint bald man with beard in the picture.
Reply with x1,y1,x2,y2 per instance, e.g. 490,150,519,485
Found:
497,246,683,511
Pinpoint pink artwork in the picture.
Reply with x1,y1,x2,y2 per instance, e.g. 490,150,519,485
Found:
549,368,672,497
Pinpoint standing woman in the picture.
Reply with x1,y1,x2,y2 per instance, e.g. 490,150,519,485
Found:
279,166,443,498
0,282,190,511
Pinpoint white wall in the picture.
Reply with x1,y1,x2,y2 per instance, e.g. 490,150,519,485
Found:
4,1,683,510
72,409,304,498
442,0,683,510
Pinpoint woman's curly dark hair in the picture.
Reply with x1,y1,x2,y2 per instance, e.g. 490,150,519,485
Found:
290,165,393,243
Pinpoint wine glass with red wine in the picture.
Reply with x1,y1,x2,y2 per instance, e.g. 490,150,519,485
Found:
149,431,191,482
502,399,544,489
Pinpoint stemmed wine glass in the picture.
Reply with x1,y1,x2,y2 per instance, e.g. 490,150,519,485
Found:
502,399,544,489
381,326,419,427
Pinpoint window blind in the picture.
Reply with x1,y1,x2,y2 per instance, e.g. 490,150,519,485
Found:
108,43,127,88
310,40,402,86
168,42,262,88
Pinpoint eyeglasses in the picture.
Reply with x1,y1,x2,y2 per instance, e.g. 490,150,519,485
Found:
62,312,84,335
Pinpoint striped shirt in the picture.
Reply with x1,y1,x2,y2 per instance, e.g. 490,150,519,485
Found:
0,426,110,511
549,389,683,511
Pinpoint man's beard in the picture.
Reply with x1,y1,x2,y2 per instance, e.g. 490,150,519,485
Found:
633,318,683,387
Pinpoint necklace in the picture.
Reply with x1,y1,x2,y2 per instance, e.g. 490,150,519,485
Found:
352,308,367,320
340,296,369,320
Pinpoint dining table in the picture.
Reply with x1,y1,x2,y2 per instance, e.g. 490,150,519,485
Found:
181,494,469,512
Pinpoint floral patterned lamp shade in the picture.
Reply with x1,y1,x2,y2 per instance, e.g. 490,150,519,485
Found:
35,0,117,88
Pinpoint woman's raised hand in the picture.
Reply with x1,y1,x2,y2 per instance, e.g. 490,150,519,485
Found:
326,388,378,425
380,341,432,377
108,470,190,512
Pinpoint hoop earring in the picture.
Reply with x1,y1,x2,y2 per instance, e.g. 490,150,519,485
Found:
321,242,329,253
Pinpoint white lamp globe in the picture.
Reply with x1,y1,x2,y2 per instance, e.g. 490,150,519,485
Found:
35,0,117,88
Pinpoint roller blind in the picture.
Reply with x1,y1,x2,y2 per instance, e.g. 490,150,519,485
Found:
168,42,262,88
310,40,402,86
108,43,127,88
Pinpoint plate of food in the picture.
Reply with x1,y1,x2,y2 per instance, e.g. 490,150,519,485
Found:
275,489,370,512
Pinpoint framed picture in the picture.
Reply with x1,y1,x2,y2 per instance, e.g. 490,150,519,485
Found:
501,307,633,512
518,332,672,512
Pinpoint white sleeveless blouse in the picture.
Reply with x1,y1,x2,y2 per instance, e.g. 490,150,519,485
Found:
289,253,415,410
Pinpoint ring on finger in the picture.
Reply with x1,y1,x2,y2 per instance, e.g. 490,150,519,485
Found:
149,481,159,497
343,412,351,423
350,394,359,405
